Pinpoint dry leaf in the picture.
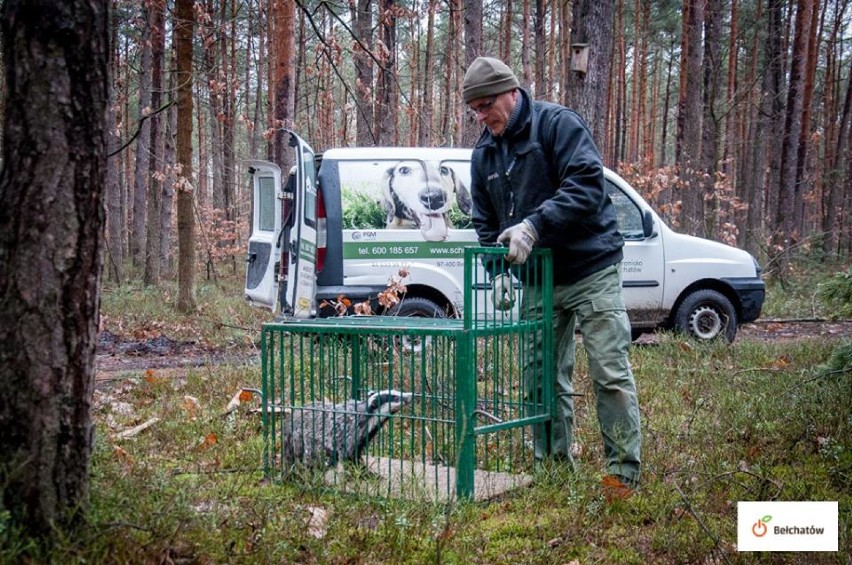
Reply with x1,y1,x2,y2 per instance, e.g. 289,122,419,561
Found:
196,432,218,451
183,395,201,420
113,445,134,466
144,369,161,384
771,355,791,369
225,388,260,415
305,506,329,539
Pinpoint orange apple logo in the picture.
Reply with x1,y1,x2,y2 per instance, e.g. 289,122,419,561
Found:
752,515,772,537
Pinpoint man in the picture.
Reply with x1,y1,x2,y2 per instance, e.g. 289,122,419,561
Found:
463,56,641,500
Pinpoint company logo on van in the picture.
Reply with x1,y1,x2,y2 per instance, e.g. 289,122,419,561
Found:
350,231,377,241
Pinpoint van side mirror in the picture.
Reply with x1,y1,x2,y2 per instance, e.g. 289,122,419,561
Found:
642,210,656,238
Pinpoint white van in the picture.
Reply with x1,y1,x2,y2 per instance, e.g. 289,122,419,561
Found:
245,132,765,342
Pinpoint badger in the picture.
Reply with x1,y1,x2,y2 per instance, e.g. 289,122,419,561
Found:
282,389,414,469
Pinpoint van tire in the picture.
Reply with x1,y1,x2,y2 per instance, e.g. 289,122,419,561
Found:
674,289,737,343
387,297,447,319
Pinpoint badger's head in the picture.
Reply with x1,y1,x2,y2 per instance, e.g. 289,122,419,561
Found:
366,389,414,416
359,389,413,443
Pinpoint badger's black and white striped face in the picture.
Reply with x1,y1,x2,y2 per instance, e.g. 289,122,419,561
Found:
365,389,414,415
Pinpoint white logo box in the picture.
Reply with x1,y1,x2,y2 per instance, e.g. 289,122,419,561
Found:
737,501,838,552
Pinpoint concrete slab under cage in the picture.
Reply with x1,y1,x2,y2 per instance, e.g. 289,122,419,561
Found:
324,456,534,502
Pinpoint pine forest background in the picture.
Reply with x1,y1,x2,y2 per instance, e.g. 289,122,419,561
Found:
101,0,851,287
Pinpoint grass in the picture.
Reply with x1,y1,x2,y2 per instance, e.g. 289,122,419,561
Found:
2,265,851,564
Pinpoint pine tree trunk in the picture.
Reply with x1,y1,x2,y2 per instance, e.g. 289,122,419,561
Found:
353,0,375,145
676,0,704,236
144,0,165,286
462,0,483,146
376,0,397,146
418,0,436,146
533,0,546,99
0,0,108,537
107,81,125,283
272,0,296,165
776,0,812,258
161,102,177,275
701,0,723,240
565,0,613,148
794,0,821,235
131,3,152,266
175,0,196,312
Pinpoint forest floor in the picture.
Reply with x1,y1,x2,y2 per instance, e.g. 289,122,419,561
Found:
94,319,852,378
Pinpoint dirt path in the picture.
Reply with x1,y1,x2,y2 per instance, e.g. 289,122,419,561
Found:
95,320,852,378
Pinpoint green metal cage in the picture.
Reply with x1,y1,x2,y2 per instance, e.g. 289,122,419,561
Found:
261,247,553,501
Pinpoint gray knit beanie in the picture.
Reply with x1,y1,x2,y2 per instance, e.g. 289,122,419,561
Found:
462,57,520,103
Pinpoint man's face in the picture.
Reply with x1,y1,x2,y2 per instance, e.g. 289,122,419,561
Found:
468,90,517,136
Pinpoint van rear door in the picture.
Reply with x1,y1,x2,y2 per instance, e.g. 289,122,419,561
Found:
244,131,318,317
245,160,282,310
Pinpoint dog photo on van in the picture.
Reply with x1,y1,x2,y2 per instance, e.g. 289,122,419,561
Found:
381,160,472,241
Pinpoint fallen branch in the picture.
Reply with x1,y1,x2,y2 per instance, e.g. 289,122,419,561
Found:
673,482,733,565
116,417,160,439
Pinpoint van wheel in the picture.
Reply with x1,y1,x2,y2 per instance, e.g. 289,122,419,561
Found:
386,297,446,353
674,289,737,343
388,297,447,319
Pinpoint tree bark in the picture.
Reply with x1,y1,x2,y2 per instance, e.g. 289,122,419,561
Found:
144,0,165,286
272,0,296,165
131,3,152,266
776,0,813,257
0,0,109,536
462,0,483,146
376,0,397,145
352,0,375,145
418,0,436,146
106,40,124,283
565,0,613,148
794,0,821,235
676,0,704,236
701,0,723,240
533,0,546,99
175,0,196,312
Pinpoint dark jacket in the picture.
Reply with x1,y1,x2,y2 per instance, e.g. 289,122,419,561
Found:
470,88,623,285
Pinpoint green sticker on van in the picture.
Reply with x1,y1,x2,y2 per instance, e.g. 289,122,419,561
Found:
343,241,474,259
300,239,317,262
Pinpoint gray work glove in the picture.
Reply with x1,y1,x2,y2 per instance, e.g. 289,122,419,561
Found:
491,273,515,310
497,219,538,265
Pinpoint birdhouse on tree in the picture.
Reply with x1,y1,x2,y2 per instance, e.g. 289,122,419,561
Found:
571,43,589,74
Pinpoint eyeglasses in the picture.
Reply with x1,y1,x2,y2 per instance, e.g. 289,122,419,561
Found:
468,95,497,116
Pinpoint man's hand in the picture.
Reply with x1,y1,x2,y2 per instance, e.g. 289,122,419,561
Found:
497,219,538,264
491,273,515,310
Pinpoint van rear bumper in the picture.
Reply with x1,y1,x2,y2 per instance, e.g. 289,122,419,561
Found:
723,277,765,323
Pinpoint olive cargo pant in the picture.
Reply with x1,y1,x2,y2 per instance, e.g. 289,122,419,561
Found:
523,263,642,484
